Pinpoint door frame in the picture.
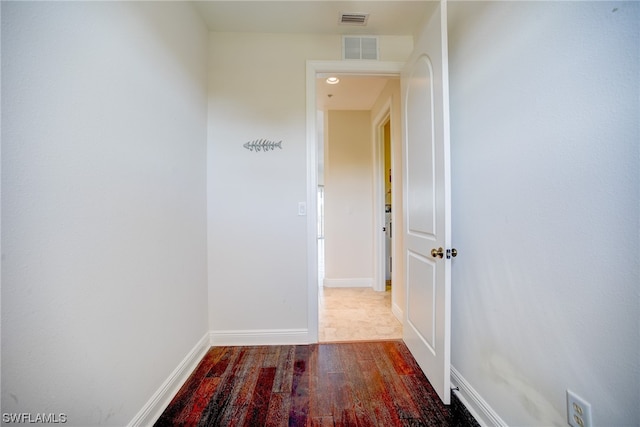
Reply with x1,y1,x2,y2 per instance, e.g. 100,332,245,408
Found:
305,60,404,343
373,104,392,293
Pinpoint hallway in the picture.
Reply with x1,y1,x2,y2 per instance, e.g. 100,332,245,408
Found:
319,287,403,342
318,237,402,342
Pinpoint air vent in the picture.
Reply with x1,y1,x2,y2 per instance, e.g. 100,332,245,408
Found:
343,36,379,60
339,12,369,26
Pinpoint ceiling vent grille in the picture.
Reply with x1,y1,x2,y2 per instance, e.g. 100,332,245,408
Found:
339,13,369,25
343,36,379,60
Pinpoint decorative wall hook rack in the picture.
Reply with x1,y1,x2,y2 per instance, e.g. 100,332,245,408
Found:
243,139,282,152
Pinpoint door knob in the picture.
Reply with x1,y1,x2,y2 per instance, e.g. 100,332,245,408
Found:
431,247,444,258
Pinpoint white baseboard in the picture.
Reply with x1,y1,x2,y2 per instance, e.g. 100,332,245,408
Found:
323,277,372,288
128,332,211,427
210,328,309,346
451,366,507,427
391,303,403,324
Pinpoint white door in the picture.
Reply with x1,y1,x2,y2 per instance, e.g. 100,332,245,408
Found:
402,0,452,405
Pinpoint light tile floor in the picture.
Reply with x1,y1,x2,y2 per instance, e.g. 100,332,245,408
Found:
319,287,403,342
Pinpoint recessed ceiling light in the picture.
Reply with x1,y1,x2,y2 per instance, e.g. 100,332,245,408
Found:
326,77,340,85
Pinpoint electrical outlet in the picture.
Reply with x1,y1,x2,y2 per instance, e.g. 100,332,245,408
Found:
567,390,592,427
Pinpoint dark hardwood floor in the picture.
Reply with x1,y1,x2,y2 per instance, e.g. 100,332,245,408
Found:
155,340,478,426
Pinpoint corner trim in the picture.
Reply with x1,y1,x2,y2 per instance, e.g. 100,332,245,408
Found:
210,329,310,346
128,332,211,427
450,366,507,427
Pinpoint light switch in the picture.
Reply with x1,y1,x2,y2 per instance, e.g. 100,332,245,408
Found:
298,202,307,216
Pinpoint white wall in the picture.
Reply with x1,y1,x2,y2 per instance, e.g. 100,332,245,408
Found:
1,2,209,425
447,2,639,425
378,36,414,64
324,110,373,286
207,33,337,339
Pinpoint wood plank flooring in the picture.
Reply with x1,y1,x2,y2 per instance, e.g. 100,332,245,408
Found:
155,341,478,427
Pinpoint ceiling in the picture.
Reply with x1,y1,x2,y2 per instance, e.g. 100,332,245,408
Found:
193,1,431,36
194,1,429,109
317,75,398,110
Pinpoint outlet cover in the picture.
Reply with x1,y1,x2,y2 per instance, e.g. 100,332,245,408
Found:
567,389,592,427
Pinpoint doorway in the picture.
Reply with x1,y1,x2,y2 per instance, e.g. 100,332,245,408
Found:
311,66,403,342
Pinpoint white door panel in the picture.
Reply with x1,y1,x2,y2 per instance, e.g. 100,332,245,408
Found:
402,0,452,405
406,251,437,352
406,55,436,238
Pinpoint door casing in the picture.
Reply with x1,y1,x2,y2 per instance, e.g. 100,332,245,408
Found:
305,60,404,343
373,103,392,294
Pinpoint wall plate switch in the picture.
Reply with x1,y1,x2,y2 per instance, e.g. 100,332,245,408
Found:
567,390,592,427
298,202,307,216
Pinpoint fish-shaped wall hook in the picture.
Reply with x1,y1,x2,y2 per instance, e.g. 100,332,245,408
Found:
243,139,283,152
